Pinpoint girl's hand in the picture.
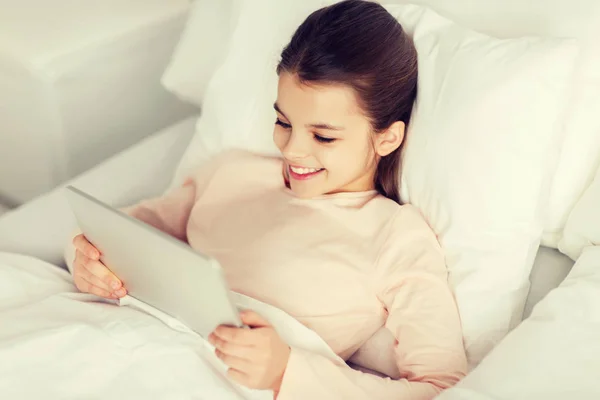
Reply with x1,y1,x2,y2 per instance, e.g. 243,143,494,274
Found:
208,310,291,393
71,233,127,299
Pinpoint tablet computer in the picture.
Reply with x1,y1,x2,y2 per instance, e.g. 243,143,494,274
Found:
65,185,243,338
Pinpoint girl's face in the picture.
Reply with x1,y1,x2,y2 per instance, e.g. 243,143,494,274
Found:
274,72,402,199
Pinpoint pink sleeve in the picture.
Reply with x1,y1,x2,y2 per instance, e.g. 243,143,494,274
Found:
64,183,197,274
119,182,197,242
64,150,241,272
119,150,232,242
276,207,467,400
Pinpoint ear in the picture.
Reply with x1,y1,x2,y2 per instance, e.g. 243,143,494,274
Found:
374,121,405,157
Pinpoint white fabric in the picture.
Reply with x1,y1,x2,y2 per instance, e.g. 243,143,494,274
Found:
523,246,573,319
559,163,600,261
436,246,600,400
171,1,579,367
384,0,600,248
0,0,195,203
0,252,340,399
0,116,197,267
161,0,238,105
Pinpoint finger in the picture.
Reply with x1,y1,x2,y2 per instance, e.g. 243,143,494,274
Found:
74,274,115,299
83,258,122,291
72,234,100,260
226,368,253,389
239,310,271,328
208,333,255,360
213,326,256,346
215,348,253,371
77,261,116,294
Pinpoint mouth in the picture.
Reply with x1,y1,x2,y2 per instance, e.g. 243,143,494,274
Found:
288,165,325,181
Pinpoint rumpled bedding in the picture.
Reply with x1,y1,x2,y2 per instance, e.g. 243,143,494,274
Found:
3,246,600,400
0,252,340,399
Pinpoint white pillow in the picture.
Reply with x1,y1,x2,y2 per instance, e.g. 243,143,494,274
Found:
558,162,600,261
436,246,600,400
161,0,239,106
171,1,579,367
377,0,600,251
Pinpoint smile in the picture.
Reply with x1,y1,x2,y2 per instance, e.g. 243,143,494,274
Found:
288,165,324,180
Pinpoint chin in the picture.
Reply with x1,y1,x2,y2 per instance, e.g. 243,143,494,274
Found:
288,184,324,199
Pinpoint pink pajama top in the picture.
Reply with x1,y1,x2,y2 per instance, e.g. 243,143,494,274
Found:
109,150,467,399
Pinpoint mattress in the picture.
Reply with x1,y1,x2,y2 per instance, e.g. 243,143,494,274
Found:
0,0,196,204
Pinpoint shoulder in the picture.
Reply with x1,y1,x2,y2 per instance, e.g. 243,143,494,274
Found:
376,203,447,279
393,204,437,237
382,203,439,244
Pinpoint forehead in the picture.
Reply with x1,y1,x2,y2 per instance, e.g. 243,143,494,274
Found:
276,72,363,119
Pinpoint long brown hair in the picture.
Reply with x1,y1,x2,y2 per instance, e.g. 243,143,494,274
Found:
276,0,418,204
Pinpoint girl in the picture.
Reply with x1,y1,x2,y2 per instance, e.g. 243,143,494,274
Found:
68,1,467,399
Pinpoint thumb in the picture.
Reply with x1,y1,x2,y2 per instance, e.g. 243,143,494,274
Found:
240,310,271,328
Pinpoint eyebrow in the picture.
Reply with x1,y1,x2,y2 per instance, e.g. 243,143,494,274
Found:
274,102,345,131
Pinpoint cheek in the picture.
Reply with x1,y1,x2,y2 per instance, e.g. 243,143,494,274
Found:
322,139,371,172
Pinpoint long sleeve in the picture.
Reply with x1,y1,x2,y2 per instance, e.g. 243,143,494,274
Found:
119,181,197,243
64,182,196,274
119,149,244,240
276,206,467,400
63,149,235,274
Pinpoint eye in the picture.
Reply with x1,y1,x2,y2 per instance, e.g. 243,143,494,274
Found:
314,134,336,143
275,119,292,129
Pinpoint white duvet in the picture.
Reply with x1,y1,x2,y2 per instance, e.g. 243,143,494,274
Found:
0,252,340,400
2,248,600,400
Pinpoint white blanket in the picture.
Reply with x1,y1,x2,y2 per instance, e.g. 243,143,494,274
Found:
5,248,600,400
0,253,340,400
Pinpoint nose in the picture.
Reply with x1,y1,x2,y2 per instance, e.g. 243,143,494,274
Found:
281,130,310,161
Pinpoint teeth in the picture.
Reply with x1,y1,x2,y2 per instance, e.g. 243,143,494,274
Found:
290,166,321,175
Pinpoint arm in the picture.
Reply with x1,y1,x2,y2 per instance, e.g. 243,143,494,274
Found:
63,149,234,274
63,181,197,274
277,280,466,400
119,179,197,242
117,148,244,239
276,210,467,400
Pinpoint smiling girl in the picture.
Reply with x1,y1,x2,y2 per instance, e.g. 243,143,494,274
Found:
68,1,467,398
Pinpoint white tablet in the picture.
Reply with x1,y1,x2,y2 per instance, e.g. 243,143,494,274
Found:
65,185,243,338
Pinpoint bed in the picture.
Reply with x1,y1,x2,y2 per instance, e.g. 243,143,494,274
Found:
0,115,584,397
1,0,600,398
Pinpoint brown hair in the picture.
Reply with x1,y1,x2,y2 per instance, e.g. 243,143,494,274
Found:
276,0,418,204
